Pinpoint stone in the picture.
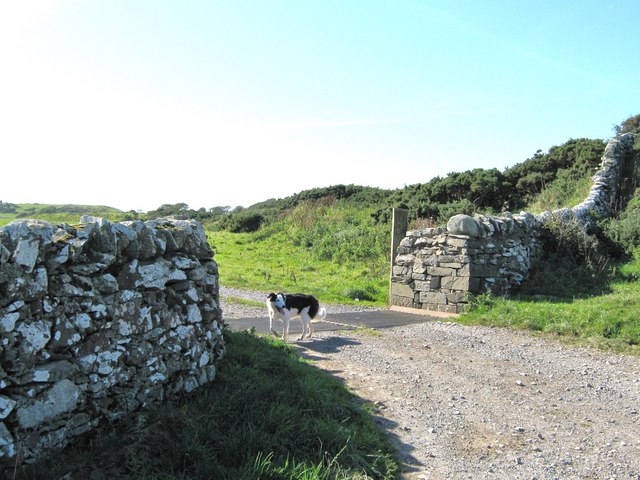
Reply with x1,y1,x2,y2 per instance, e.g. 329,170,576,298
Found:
16,319,52,353
30,360,79,383
0,313,19,333
427,267,453,277
0,423,14,458
12,238,40,272
390,283,414,299
447,214,481,237
0,396,16,419
16,380,82,429
420,292,447,304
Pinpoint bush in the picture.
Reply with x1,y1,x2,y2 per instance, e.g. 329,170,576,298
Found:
522,217,611,298
219,211,264,233
601,195,640,255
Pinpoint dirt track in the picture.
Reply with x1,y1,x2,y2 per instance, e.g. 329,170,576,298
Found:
295,322,640,479
220,289,640,479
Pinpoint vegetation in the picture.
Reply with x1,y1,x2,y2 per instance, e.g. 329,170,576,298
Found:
209,201,389,305
20,331,399,479
461,114,640,352
0,202,136,227
5,113,640,479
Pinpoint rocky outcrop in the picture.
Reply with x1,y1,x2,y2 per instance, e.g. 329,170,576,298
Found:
0,216,224,467
391,133,637,313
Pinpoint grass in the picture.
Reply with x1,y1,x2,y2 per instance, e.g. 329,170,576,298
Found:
526,172,592,213
208,229,388,307
18,331,399,479
459,271,640,355
222,295,265,308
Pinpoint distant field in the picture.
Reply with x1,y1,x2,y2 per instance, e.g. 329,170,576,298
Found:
0,203,129,227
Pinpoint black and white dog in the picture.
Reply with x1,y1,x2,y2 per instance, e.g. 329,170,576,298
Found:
266,292,327,341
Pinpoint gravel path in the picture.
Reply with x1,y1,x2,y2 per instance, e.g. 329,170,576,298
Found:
220,286,382,318
221,288,640,479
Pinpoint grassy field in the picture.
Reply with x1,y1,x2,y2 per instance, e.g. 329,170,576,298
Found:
0,203,130,227
208,226,389,306
20,331,399,479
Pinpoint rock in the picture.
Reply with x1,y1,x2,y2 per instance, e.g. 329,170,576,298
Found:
16,380,82,429
447,214,481,237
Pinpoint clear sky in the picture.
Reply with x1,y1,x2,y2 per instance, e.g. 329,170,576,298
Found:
1,1,638,212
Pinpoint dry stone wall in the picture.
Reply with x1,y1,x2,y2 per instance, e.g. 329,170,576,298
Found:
0,216,224,467
391,133,637,313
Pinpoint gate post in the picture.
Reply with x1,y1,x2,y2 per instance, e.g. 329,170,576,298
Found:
389,208,408,302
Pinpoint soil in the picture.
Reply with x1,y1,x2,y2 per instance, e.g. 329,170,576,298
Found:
221,288,640,479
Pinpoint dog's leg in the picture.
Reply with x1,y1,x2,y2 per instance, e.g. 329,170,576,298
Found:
282,314,290,342
298,313,311,340
269,312,279,337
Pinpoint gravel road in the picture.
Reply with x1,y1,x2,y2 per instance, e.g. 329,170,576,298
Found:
221,288,640,479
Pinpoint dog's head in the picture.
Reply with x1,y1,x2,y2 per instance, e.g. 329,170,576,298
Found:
267,292,286,312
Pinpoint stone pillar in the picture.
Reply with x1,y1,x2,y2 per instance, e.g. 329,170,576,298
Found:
389,208,408,304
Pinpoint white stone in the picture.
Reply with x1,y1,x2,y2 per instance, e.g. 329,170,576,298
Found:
0,312,20,333
16,380,82,429
0,422,15,458
74,313,92,330
199,352,210,368
12,238,40,272
186,304,202,323
0,395,17,420
118,320,133,336
16,320,52,352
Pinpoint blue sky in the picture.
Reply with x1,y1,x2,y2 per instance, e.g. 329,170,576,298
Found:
1,1,638,212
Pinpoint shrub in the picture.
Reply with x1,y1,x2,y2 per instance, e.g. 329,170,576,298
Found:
601,195,640,255
522,217,611,298
219,211,264,233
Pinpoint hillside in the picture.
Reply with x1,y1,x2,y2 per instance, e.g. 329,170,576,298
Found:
2,116,639,347
0,135,618,231
0,202,130,227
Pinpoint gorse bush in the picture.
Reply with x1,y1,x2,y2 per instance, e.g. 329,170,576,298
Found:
217,211,265,233
601,195,640,255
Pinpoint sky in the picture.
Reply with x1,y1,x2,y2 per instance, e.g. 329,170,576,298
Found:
1,1,639,213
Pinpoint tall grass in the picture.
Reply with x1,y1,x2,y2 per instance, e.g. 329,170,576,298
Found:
526,170,592,213
18,331,399,479
208,202,390,305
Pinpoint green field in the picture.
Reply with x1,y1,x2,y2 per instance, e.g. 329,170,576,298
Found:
209,228,388,306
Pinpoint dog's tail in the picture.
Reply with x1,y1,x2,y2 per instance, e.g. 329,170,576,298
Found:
315,306,327,321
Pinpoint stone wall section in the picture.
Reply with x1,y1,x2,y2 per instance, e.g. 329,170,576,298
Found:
0,216,224,466
391,133,636,313
391,213,543,313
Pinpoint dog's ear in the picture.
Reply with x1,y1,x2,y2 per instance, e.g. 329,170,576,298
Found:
267,292,276,300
